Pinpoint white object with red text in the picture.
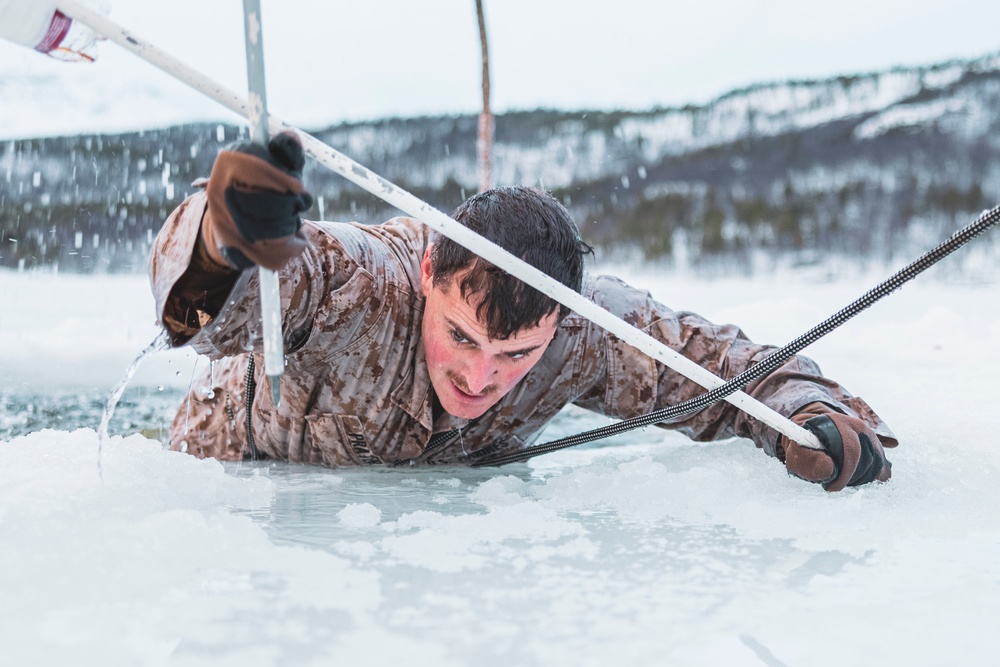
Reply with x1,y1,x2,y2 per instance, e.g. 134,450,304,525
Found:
0,0,108,61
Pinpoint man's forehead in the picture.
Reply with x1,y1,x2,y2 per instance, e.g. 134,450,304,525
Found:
433,278,557,344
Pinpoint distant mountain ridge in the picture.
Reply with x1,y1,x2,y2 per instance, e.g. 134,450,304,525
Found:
2,51,999,275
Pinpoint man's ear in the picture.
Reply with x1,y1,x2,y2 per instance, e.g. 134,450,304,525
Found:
420,244,434,295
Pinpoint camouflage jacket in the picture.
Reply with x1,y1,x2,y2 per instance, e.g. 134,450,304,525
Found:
151,189,895,467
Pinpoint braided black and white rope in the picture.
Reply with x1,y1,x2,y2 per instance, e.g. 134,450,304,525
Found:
244,353,260,460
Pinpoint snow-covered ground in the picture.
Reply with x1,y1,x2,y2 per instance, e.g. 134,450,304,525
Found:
1,262,999,665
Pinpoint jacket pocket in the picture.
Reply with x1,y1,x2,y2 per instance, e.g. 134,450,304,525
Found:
304,413,381,467
302,268,383,367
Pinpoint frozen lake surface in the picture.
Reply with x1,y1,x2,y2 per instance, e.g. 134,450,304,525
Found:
2,263,999,665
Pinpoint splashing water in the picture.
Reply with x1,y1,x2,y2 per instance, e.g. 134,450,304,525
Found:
97,329,172,475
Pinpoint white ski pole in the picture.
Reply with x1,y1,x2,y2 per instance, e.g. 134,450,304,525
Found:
241,0,284,407
52,0,823,451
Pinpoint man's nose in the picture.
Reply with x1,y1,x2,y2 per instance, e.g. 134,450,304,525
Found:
464,354,497,394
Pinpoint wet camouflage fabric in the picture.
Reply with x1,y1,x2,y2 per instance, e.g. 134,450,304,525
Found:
150,189,895,467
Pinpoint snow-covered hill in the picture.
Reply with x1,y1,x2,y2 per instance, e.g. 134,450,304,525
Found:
3,52,999,275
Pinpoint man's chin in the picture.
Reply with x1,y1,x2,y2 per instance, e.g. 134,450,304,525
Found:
438,395,496,420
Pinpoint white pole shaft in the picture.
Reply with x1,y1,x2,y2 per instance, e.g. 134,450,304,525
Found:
240,0,283,407
55,0,823,451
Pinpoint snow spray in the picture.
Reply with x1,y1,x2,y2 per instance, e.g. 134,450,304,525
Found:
96,329,171,477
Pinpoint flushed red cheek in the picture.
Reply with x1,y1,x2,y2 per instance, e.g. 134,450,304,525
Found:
423,338,451,372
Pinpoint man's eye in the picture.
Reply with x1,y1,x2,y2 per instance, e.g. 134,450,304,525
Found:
451,329,469,343
507,351,527,360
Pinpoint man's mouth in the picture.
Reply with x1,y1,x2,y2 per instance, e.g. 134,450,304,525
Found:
448,376,494,401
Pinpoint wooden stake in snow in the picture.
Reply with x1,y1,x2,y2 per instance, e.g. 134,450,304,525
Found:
475,0,493,193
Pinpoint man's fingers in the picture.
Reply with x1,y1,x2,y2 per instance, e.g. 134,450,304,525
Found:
877,458,892,482
848,432,876,485
847,434,887,487
268,131,306,174
821,422,861,492
784,445,837,485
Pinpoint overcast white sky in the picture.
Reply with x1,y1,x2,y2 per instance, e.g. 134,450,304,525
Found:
2,0,1000,133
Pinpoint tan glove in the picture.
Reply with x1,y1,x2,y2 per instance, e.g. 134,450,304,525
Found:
202,131,313,271
780,402,896,492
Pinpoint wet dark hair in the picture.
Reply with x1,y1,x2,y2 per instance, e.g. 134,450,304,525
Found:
430,186,592,339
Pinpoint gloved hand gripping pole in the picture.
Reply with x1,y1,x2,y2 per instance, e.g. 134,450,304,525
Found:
241,0,284,407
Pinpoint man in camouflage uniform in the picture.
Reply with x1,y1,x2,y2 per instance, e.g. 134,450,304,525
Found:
152,134,896,491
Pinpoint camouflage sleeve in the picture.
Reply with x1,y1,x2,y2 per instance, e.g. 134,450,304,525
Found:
148,188,363,359
572,274,896,457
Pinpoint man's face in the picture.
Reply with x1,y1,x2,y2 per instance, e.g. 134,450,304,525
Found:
420,247,559,419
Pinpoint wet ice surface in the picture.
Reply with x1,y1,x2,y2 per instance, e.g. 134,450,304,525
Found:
2,266,1000,665
0,386,182,442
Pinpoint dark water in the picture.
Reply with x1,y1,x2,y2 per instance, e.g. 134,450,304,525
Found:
0,384,668,466
0,386,184,442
